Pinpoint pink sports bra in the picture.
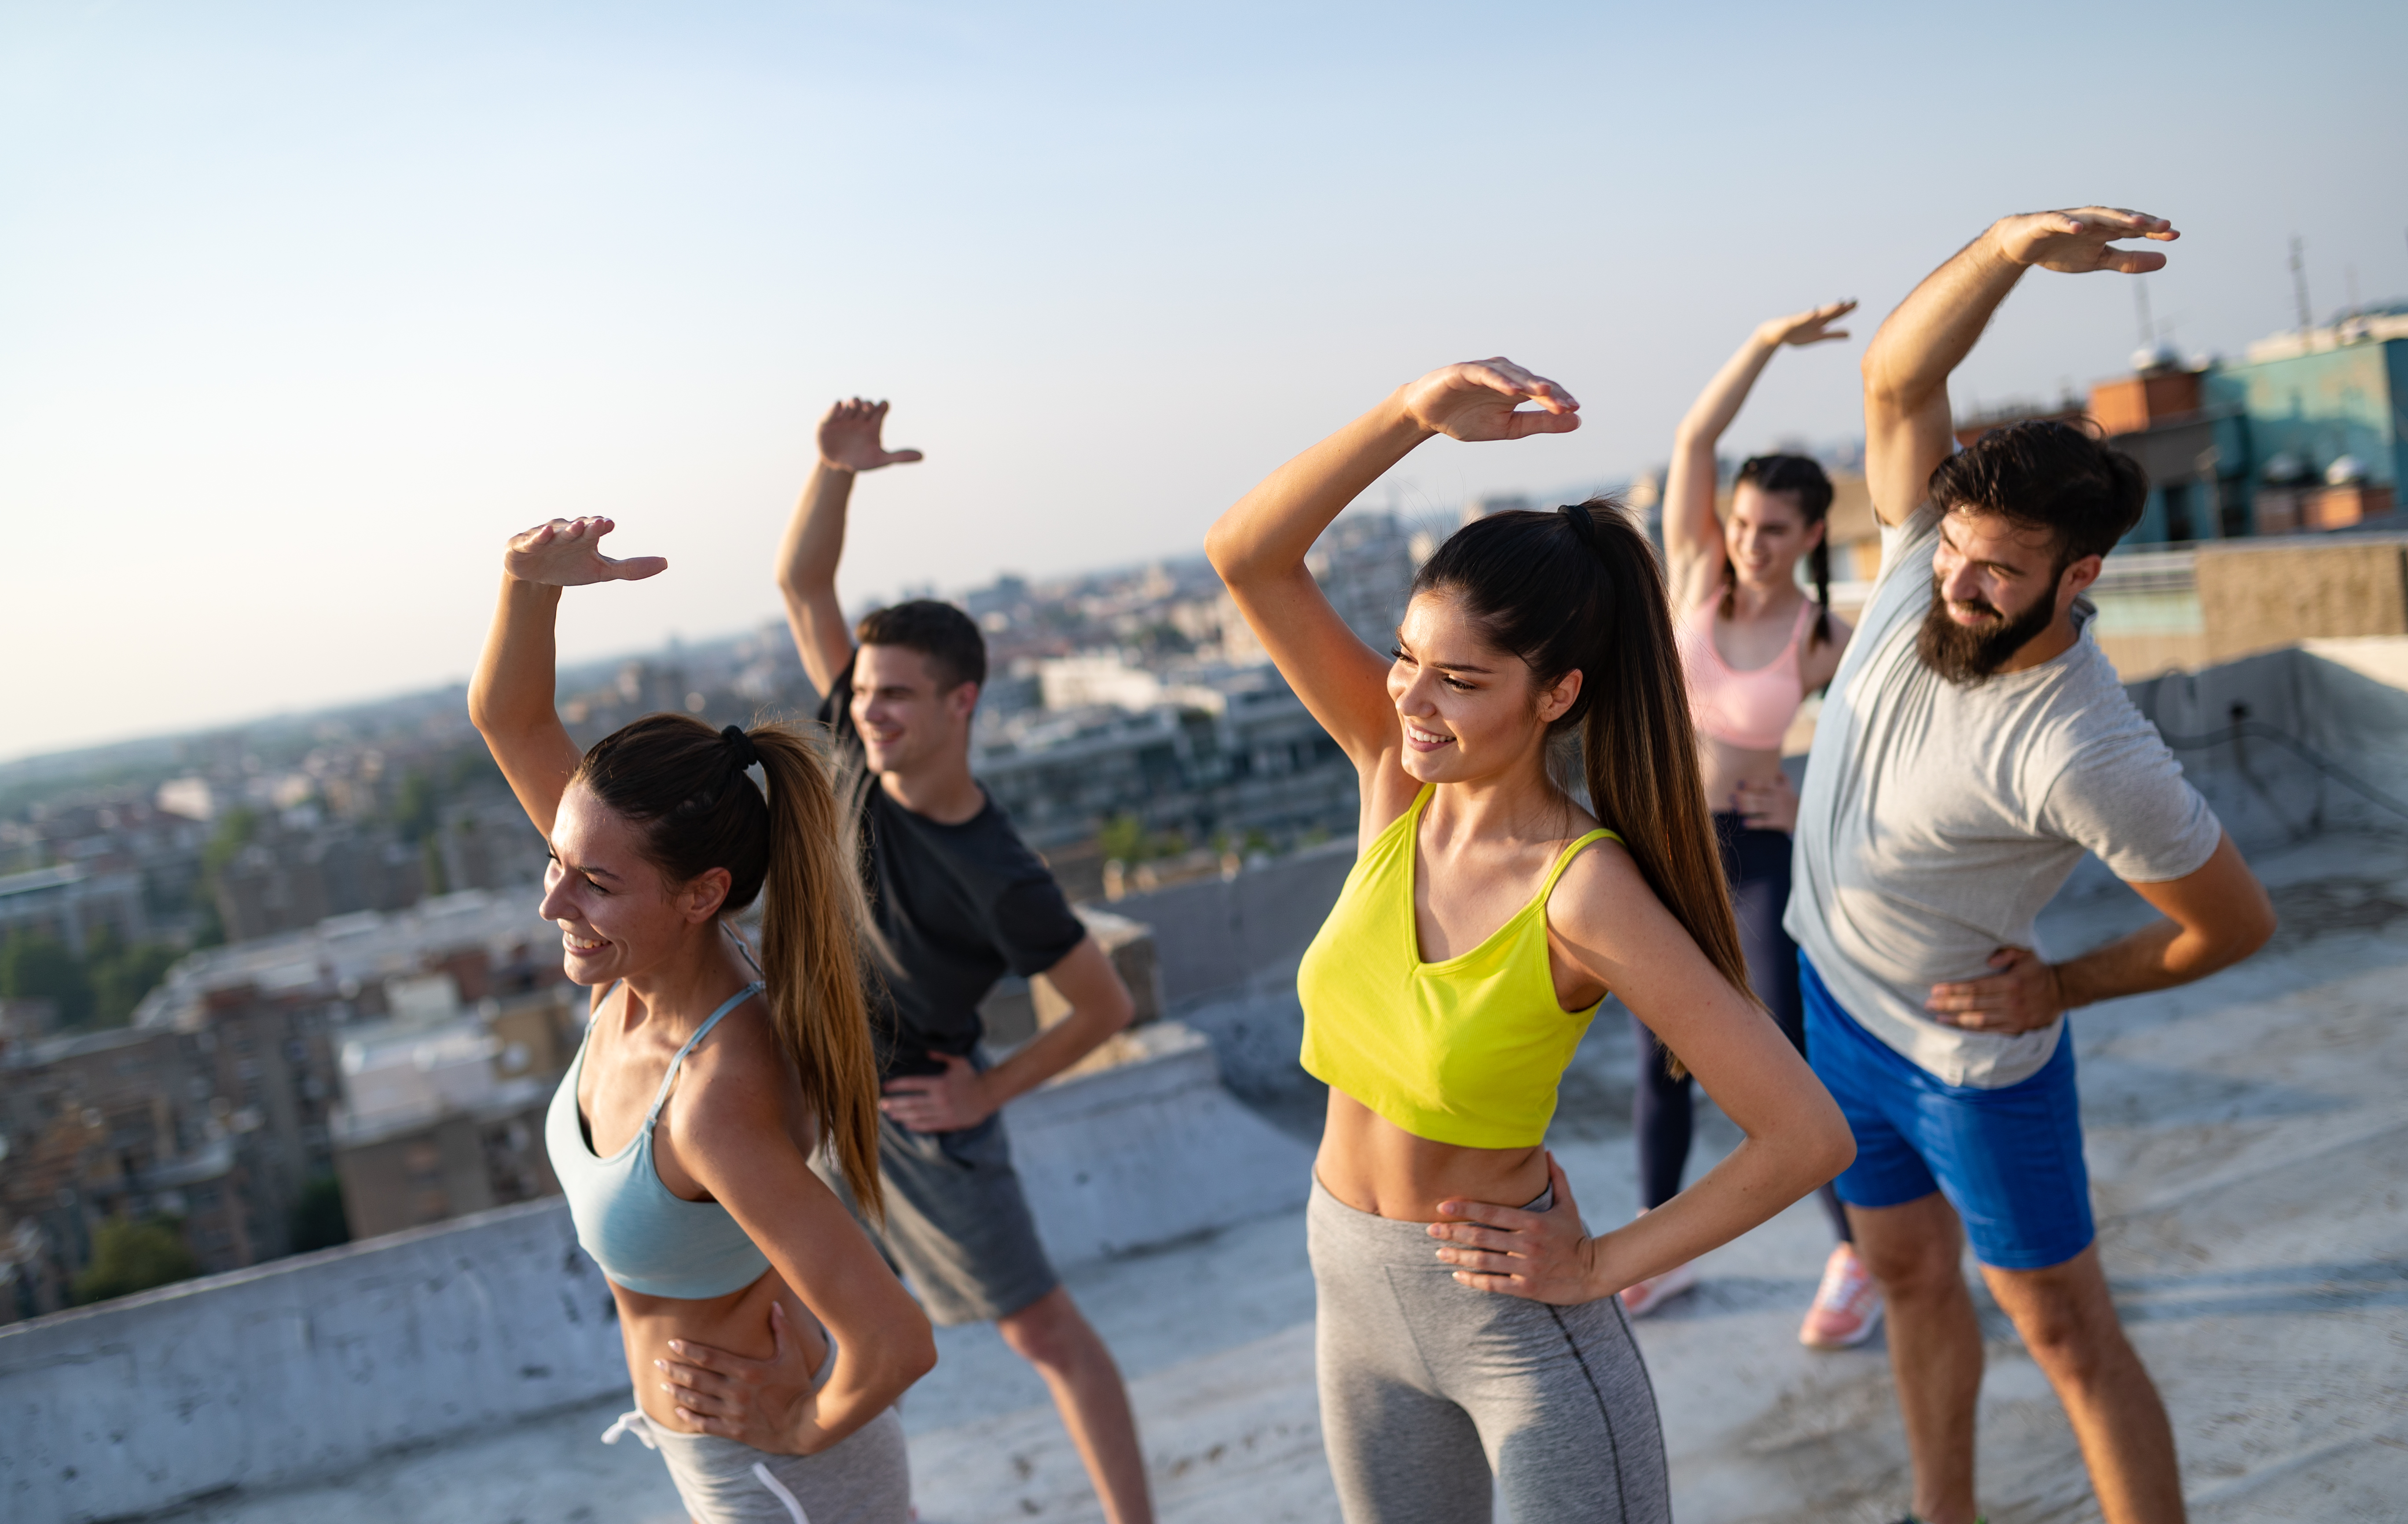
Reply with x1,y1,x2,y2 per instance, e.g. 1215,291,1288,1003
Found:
1678,594,1814,751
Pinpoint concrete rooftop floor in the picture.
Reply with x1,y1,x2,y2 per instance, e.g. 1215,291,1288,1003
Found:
164,830,2408,1524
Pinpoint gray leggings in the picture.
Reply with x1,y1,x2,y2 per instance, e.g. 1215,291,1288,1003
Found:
602,1405,911,1523
1308,1179,1670,1523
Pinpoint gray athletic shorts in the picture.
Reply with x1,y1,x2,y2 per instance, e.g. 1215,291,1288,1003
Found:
819,1107,1060,1328
601,1406,910,1524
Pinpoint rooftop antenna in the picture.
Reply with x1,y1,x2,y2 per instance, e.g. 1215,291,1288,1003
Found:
2345,264,2360,320
2133,275,2155,349
2289,236,2314,332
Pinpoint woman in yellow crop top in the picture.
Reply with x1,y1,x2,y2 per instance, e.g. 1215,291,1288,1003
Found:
1207,358,1855,1524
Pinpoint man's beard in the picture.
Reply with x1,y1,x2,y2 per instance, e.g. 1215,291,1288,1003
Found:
1916,571,2059,684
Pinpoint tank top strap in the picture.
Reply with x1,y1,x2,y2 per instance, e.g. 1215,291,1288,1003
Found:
1785,593,1819,653
642,981,768,1127
1538,827,1622,903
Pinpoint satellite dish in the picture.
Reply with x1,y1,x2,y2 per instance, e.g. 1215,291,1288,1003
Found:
2325,455,2368,486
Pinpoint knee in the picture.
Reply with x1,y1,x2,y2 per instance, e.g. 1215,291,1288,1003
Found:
995,1290,1087,1371
2011,1293,2128,1384
1857,1233,1962,1301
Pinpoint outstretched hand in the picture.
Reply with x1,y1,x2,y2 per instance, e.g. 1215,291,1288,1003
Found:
1995,207,2179,275
1398,359,1580,444
1757,299,1856,349
1428,1153,1604,1304
503,516,668,586
818,398,925,473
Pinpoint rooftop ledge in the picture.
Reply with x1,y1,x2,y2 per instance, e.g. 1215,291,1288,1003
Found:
11,637,2408,1523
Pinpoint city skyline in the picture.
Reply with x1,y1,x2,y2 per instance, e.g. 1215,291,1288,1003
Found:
5,0,2406,762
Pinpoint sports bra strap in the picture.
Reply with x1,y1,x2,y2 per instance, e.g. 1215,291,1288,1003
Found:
724,924,767,979
1538,828,1622,903
642,981,767,1127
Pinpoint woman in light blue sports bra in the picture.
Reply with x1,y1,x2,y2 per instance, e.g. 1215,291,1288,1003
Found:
472,514,934,1524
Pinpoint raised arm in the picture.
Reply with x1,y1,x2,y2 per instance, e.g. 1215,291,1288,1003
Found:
775,399,924,697
1663,302,1855,611
1863,207,2177,529
1204,359,1578,779
467,517,667,836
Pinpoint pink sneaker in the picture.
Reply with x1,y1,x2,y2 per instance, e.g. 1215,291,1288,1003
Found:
1799,1243,1883,1348
1618,1258,1700,1318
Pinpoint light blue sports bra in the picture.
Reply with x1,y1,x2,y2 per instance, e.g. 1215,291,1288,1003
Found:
543,979,773,1299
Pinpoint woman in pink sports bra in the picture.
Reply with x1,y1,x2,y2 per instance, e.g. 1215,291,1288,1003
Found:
1620,302,1882,1349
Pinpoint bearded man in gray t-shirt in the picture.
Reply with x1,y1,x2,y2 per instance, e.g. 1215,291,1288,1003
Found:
1791,207,2275,1524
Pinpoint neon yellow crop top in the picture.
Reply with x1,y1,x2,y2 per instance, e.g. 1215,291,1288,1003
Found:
1297,785,1620,1149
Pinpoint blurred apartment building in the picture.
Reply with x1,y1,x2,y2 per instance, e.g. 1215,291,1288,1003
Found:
0,889,574,1323
969,512,1423,886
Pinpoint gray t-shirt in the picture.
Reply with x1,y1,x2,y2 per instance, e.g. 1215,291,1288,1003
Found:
1785,503,2223,1087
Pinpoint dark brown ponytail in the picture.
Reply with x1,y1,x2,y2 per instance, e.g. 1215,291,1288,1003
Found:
573,714,885,1217
1413,503,1756,1076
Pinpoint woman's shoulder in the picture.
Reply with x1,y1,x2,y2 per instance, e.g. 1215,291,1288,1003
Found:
674,991,792,1116
1540,831,1655,945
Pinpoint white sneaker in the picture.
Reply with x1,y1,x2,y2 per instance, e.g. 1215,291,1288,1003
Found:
1618,1258,1700,1317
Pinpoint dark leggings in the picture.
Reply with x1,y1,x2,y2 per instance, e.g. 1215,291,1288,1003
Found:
1631,812,1850,1244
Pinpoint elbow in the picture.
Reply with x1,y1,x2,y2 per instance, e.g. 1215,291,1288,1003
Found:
1203,518,1243,580
900,1326,938,1386
2232,895,2278,965
1808,1100,1857,1187
465,683,500,740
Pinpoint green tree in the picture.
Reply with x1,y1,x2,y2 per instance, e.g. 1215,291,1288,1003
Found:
289,1175,352,1252
392,770,439,844
86,933,183,1028
1098,813,1147,864
199,806,260,878
0,930,93,1028
73,1215,199,1304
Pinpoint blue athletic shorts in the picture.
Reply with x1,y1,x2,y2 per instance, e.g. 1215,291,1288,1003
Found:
1799,951,2095,1271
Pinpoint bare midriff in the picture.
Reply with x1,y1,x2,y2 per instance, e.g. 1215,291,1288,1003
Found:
614,1270,828,1432
1313,1088,1548,1222
1697,730,1788,817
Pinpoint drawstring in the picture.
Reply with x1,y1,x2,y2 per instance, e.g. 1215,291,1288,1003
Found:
600,1409,658,1449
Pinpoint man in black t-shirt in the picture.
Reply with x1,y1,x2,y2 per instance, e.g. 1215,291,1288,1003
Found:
668,398,1154,1523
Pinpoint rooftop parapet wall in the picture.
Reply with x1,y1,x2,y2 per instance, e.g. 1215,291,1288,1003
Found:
0,1020,1312,1524
0,1198,624,1524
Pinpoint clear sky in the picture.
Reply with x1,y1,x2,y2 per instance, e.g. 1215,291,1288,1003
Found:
4,0,2403,763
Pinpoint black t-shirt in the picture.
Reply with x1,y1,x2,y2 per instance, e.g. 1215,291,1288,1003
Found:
821,657,1088,1077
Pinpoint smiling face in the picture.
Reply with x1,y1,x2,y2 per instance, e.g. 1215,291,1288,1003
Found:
537,780,728,986
1723,483,1824,589
1917,508,2102,683
850,643,979,776
1386,590,1582,786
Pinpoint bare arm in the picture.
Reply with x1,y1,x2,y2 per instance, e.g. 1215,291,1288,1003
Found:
1664,302,1855,611
685,1079,937,1451
1429,846,1855,1302
1205,360,1580,798
466,517,667,836
775,399,924,697
1926,832,2274,1032
874,935,1135,1132
1863,207,2177,529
